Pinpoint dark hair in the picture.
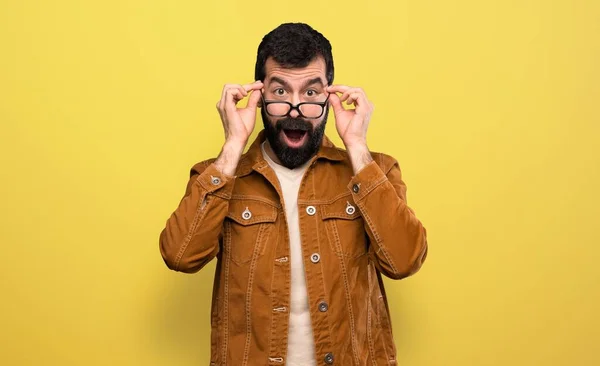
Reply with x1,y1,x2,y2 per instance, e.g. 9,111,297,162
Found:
255,23,334,85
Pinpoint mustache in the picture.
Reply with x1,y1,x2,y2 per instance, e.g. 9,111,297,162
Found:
276,118,312,132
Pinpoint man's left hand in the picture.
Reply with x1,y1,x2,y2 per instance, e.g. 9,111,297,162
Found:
327,85,374,173
327,85,373,149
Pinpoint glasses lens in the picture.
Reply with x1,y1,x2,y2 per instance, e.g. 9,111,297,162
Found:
266,103,290,117
299,103,324,118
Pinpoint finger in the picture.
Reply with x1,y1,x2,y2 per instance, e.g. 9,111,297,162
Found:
220,84,245,101
224,89,245,113
326,85,351,94
220,88,240,114
328,92,346,115
220,84,249,107
230,85,248,98
230,89,245,103
352,92,373,116
246,89,262,109
219,84,239,111
218,86,227,111
340,88,364,103
217,81,263,111
222,85,247,106
346,92,362,106
242,80,264,92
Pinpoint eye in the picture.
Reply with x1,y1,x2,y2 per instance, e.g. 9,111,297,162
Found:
306,89,317,97
274,88,286,96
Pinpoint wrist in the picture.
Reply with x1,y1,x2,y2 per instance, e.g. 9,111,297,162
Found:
344,140,368,151
343,136,368,150
346,143,373,174
215,140,246,177
224,137,248,152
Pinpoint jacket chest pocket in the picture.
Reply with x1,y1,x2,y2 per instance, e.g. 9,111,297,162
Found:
224,199,278,265
321,195,367,259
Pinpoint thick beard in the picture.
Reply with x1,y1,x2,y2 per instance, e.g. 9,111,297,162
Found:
262,108,328,169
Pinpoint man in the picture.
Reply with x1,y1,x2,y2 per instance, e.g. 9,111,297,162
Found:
160,23,428,366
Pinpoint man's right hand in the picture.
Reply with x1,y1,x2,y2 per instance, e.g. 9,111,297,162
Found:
216,81,264,147
214,81,263,177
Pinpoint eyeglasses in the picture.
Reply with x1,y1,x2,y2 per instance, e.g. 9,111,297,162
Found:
261,93,330,119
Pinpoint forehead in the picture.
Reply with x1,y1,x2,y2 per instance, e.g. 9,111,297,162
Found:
264,57,326,85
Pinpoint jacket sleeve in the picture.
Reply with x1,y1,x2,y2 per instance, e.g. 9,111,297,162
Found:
159,160,235,273
348,156,428,280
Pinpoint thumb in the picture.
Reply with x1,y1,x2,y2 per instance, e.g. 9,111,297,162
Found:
328,93,345,115
246,89,262,109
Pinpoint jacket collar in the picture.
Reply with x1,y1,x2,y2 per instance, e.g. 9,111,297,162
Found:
235,130,344,177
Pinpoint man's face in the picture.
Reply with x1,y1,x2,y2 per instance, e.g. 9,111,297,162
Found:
261,57,329,169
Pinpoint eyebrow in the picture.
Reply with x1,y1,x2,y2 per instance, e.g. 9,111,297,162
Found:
268,76,325,90
302,77,325,89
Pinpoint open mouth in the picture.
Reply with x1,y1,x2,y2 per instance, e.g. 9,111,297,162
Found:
281,129,308,148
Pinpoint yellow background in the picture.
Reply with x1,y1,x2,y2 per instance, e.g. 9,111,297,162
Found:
1,0,599,365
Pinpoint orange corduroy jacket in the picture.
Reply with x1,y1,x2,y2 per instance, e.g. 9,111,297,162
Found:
160,130,428,366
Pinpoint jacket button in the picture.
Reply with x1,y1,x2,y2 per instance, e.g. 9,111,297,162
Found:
242,207,252,220
324,352,334,364
211,176,221,185
318,301,328,312
310,253,320,263
345,203,356,215
352,184,360,193
306,205,316,216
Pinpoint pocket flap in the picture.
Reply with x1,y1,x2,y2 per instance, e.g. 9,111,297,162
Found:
227,199,278,226
321,195,361,220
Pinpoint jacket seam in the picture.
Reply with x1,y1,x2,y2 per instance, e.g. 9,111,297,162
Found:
174,193,210,270
366,265,377,366
229,195,282,207
377,284,393,364
359,175,388,200
329,220,361,365
297,191,353,205
242,223,268,365
211,190,232,200
379,296,392,364
222,222,231,363
359,206,398,274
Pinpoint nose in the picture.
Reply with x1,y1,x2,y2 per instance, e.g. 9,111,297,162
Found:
291,92,302,106
289,93,301,118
